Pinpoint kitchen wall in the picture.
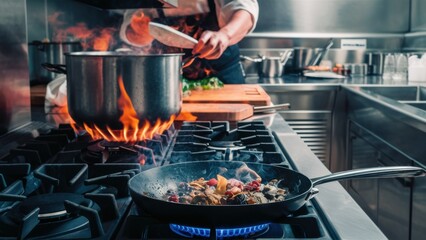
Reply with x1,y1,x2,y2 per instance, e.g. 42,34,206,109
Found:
254,0,409,34
405,0,426,50
0,0,31,135
241,0,409,50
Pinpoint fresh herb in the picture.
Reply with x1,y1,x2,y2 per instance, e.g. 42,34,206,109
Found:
182,77,224,97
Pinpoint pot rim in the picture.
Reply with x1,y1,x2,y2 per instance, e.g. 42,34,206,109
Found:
65,51,185,57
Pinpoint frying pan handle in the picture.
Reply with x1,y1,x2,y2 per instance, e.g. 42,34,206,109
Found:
253,103,291,113
42,63,67,74
311,166,426,187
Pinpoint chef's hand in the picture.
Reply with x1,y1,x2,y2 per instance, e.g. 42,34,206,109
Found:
192,30,230,60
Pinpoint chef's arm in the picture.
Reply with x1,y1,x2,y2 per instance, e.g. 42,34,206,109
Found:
218,9,254,45
193,9,253,59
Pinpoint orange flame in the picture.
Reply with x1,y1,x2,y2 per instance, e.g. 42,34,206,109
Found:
176,111,198,121
125,10,154,46
80,76,175,142
49,12,116,51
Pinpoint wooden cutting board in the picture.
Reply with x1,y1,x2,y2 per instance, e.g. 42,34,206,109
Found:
177,103,254,121
183,84,271,106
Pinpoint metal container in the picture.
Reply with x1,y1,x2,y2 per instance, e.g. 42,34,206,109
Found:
343,63,368,76
28,41,82,83
290,47,316,73
240,50,292,78
64,51,183,128
365,52,384,75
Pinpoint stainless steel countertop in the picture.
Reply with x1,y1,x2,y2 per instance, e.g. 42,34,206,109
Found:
246,74,405,85
249,113,388,240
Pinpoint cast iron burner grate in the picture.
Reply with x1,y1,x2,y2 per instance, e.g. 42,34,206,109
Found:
79,125,175,167
168,121,288,166
0,162,141,239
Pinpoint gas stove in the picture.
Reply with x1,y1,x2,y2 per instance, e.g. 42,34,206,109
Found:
0,120,334,239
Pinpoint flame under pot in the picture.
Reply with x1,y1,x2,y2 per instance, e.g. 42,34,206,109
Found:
65,52,183,129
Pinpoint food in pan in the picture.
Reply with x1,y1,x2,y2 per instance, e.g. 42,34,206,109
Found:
162,174,288,205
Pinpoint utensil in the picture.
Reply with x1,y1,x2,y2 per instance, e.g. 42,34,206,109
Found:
29,41,81,83
149,22,198,49
43,51,184,128
308,38,334,66
128,160,425,228
240,50,293,78
182,53,200,68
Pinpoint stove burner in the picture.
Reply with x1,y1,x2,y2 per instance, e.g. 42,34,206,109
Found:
87,140,133,152
170,223,270,238
8,193,92,221
207,141,246,151
81,140,150,165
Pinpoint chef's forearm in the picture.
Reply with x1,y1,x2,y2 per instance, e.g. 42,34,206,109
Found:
152,0,209,18
218,9,254,45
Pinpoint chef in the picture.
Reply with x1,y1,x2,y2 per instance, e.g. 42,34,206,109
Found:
120,0,259,84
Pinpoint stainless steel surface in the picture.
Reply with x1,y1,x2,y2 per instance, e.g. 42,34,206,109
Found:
29,41,82,82
270,119,388,240
343,63,368,76
240,50,292,78
404,32,426,50
253,103,290,113
65,52,183,128
259,52,292,78
261,84,337,165
255,0,409,33
411,0,426,32
311,166,425,186
347,122,415,239
309,38,334,66
0,0,31,136
412,174,426,240
240,34,404,50
290,47,316,72
343,85,426,239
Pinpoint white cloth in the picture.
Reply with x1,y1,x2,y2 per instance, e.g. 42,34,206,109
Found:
45,75,67,107
120,0,258,47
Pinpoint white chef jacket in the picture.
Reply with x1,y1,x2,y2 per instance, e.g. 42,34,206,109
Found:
120,0,258,47
215,0,259,33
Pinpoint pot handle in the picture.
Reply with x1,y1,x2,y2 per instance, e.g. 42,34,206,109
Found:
240,55,262,63
311,166,426,187
279,50,293,65
42,63,67,74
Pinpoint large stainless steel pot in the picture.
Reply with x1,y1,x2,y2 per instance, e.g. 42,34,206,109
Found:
56,51,183,128
28,41,81,83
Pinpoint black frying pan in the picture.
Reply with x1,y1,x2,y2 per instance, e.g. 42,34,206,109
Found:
128,161,425,228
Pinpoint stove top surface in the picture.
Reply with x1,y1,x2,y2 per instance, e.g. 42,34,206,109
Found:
0,120,333,239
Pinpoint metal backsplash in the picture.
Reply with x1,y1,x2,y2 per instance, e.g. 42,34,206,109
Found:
411,0,426,32
0,0,31,135
254,0,409,34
